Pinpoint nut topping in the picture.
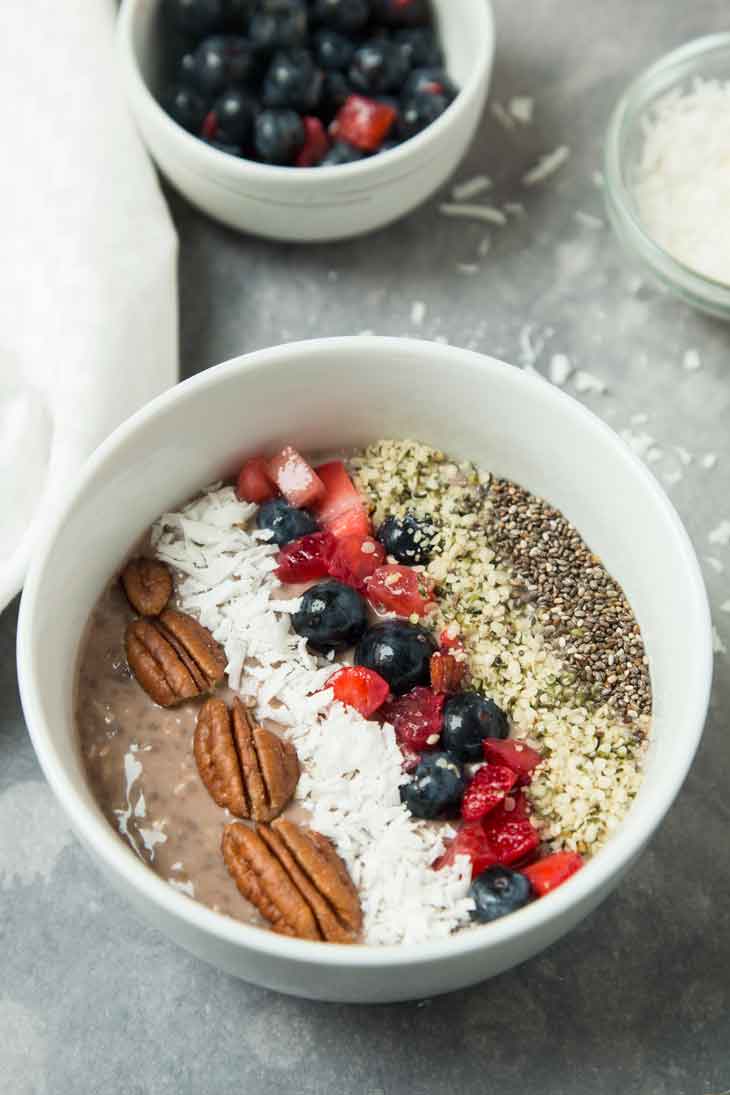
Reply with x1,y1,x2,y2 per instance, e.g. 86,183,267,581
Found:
221,818,362,942
120,557,172,616
430,651,466,694
125,609,226,707
195,698,299,821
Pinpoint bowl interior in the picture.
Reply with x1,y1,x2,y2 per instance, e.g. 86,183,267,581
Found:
19,338,711,965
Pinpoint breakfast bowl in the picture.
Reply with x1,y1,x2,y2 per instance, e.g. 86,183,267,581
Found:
17,337,712,1003
116,0,495,241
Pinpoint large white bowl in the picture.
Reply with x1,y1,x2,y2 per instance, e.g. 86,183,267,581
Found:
17,337,712,1003
117,0,494,241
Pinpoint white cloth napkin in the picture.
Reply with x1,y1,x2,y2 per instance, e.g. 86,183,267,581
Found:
0,0,178,612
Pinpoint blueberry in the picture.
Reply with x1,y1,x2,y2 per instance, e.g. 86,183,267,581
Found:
249,2,308,50
181,35,259,97
313,29,355,71
204,137,244,155
469,866,532,923
441,691,509,762
210,88,257,143
164,0,224,37
292,580,368,652
165,86,209,133
371,0,430,27
312,0,371,33
221,0,258,27
398,89,450,139
254,108,306,162
319,140,364,165
256,498,318,543
394,28,442,68
262,49,323,111
402,753,466,819
355,621,436,695
320,71,351,120
378,513,434,564
349,40,410,95
402,66,457,101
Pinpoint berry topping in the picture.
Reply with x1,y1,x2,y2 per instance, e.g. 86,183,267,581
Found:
348,40,410,96
364,564,434,617
268,446,326,508
355,620,437,694
313,29,355,70
208,88,257,144
379,685,444,751
256,498,319,546
295,115,330,165
311,461,371,539
482,816,540,867
461,765,518,821
522,852,583,897
182,35,259,97
328,534,386,590
403,67,457,100
469,866,532,923
402,752,466,820
372,0,430,27
394,28,442,68
254,108,306,163
327,665,390,716
320,71,353,121
320,140,364,165
164,0,224,37
312,0,371,33
275,530,336,582
433,820,497,877
166,86,209,134
249,3,308,50
291,579,368,652
262,49,324,111
398,89,451,140
441,691,509,761
482,738,543,786
330,94,397,152
236,455,278,504
377,512,434,564
429,651,466,693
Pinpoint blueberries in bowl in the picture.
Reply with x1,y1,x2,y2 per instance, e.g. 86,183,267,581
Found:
378,512,434,565
469,867,532,923
256,498,317,544
441,691,509,761
355,620,436,694
401,752,466,819
159,0,459,166
292,580,368,652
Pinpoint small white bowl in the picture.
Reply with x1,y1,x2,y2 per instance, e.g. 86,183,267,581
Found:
117,0,494,241
17,337,712,1003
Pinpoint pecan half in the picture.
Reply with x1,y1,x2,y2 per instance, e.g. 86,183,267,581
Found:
194,698,299,821
221,818,362,943
120,557,172,616
430,651,466,694
125,609,226,707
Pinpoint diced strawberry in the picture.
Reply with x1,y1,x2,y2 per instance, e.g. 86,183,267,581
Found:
430,651,466,693
379,686,444,751
201,109,218,140
327,666,390,717
433,821,497,878
461,765,518,821
295,116,330,167
330,95,396,152
275,531,336,583
312,460,371,540
364,564,435,618
328,534,386,591
522,852,584,897
268,446,326,508
488,788,531,825
400,745,422,773
482,738,543,786
483,816,540,866
236,456,278,504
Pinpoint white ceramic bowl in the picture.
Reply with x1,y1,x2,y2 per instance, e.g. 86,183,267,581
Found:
117,0,494,241
18,337,712,1003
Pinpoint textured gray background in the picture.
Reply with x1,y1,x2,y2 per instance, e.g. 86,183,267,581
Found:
2,1,730,1092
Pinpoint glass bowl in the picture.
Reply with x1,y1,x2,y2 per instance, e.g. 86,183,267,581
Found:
604,33,730,319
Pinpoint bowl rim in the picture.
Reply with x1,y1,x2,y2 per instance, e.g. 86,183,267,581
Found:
603,32,730,313
17,336,713,969
116,0,495,186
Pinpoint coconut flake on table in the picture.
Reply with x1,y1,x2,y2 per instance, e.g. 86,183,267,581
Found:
713,626,727,655
683,348,701,372
549,353,572,387
410,299,426,326
522,146,570,187
152,486,474,944
451,175,492,202
508,96,534,124
440,202,507,225
701,453,718,470
573,370,607,394
704,556,725,574
709,520,730,546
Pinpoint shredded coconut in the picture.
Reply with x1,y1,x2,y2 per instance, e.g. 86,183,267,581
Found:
451,175,492,201
713,626,727,655
440,203,507,225
410,299,426,326
709,520,730,546
508,96,534,124
549,353,573,387
701,453,718,470
153,487,473,944
683,348,701,371
491,101,515,130
574,369,607,394
522,146,570,187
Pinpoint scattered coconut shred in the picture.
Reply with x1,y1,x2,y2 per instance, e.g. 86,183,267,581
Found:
152,487,473,945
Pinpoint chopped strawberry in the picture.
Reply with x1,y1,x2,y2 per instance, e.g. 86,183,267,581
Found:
312,460,371,540
328,534,386,590
522,852,584,897
380,686,444,751
330,95,396,152
461,765,518,821
295,116,330,167
488,788,531,824
433,820,497,878
364,564,435,618
483,816,540,866
236,456,278,504
268,446,326,508
430,651,466,693
400,745,422,773
327,666,390,717
201,109,218,140
482,738,543,786
275,531,336,583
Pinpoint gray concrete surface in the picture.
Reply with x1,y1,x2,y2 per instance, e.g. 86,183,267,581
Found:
2,1,730,1091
